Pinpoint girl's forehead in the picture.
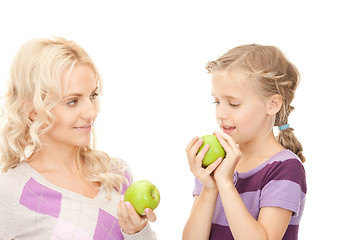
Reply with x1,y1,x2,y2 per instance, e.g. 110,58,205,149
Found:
211,69,255,94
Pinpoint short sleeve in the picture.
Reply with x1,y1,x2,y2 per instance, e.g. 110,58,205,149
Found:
192,177,203,196
259,159,306,216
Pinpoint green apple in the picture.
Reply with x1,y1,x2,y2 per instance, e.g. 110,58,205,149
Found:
197,135,226,167
124,180,160,215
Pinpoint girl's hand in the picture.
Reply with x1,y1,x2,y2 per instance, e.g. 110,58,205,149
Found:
186,136,222,191
117,196,156,235
213,131,241,187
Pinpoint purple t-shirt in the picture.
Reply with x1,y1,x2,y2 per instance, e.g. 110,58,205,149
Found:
193,149,306,240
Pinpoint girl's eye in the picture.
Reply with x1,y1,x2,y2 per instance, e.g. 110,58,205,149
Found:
213,101,219,105
229,103,240,107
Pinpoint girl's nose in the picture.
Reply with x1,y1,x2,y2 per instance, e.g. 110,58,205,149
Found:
215,104,227,120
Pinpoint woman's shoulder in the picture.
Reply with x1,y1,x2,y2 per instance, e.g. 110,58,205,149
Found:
0,162,32,206
109,156,134,183
0,162,30,187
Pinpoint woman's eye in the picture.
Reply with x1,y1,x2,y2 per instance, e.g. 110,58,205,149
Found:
67,99,78,106
90,93,99,101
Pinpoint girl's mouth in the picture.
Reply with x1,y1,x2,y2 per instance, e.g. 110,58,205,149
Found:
222,126,236,134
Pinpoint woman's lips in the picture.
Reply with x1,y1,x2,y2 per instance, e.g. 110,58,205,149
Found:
74,125,92,132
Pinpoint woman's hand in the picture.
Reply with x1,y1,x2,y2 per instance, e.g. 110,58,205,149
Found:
213,131,241,187
117,196,157,235
186,136,222,191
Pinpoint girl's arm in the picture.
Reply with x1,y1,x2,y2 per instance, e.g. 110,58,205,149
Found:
182,188,218,240
183,136,222,240
217,181,292,240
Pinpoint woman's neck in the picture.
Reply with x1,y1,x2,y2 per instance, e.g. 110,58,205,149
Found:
28,143,80,175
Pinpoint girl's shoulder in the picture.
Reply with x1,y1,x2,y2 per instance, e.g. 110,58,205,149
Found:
234,149,306,191
261,150,307,192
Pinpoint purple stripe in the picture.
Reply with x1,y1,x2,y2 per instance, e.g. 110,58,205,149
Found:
193,150,306,197
260,180,306,219
209,223,299,240
211,190,262,226
211,186,304,226
283,225,299,240
234,158,306,194
210,223,233,240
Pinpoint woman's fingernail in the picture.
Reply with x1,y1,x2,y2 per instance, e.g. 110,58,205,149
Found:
144,208,151,214
125,201,131,209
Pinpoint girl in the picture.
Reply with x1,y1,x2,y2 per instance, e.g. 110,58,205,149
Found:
0,37,157,239
183,44,306,240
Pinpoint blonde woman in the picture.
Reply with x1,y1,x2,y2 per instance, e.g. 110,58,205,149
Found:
183,44,306,239
0,37,157,239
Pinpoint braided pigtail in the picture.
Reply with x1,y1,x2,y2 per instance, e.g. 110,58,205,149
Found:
277,125,305,162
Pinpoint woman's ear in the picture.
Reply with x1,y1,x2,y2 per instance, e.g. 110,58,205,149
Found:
28,110,37,121
22,99,37,121
266,94,283,116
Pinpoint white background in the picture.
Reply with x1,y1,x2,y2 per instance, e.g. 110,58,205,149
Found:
1,0,359,239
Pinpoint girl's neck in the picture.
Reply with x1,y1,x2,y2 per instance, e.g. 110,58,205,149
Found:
236,132,284,172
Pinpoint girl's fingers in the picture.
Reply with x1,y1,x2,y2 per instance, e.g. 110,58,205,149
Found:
194,143,209,166
186,136,199,153
214,131,238,152
189,138,205,158
204,157,223,174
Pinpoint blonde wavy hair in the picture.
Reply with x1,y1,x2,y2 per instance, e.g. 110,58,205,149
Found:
207,44,305,163
0,37,128,196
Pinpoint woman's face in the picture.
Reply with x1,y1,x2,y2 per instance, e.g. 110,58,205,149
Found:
40,64,99,149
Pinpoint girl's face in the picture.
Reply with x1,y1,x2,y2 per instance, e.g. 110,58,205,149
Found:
211,70,273,145
40,64,99,149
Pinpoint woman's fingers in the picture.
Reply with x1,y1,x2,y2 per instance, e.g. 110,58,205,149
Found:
118,197,149,235
144,208,157,222
125,201,143,226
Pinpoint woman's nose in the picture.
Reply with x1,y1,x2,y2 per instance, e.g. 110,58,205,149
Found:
82,100,98,120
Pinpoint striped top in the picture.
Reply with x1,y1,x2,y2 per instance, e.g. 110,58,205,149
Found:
193,149,306,240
